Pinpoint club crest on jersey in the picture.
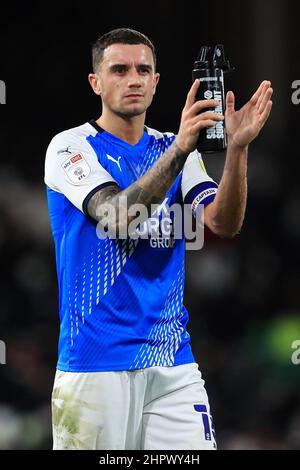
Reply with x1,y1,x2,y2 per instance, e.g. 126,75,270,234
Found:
62,153,91,183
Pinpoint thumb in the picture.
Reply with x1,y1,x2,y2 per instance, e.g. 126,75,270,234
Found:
226,90,235,113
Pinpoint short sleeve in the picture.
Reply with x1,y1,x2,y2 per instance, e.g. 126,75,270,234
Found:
181,150,218,216
44,129,117,213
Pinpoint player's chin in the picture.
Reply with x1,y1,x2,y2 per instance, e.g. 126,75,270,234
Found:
120,105,147,117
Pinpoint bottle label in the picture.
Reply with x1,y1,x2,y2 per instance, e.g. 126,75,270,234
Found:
205,89,224,140
199,75,223,83
200,77,218,82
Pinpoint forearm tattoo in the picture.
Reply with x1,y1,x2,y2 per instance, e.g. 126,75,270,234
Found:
87,141,188,235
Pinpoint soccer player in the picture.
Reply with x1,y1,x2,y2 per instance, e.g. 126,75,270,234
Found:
44,28,273,450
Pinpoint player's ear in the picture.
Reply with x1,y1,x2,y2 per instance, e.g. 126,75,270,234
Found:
88,73,102,95
152,72,160,95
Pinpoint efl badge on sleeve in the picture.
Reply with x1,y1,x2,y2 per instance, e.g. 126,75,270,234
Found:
62,153,91,183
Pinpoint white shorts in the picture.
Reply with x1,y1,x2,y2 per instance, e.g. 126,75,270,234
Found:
52,362,216,450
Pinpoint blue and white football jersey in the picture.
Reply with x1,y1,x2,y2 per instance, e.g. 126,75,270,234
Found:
44,120,218,372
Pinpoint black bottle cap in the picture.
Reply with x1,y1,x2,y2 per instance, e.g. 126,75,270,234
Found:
193,44,233,72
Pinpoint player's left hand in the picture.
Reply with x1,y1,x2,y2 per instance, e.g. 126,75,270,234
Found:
225,80,273,148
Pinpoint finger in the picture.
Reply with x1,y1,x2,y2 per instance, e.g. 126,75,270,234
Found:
226,90,235,112
187,99,220,117
191,111,224,125
191,119,216,135
259,88,273,114
250,80,270,105
185,79,201,109
259,100,273,125
257,82,271,109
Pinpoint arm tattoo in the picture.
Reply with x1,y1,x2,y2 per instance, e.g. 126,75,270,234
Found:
87,141,188,236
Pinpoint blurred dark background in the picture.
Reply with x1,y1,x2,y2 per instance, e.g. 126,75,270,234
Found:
1,0,300,450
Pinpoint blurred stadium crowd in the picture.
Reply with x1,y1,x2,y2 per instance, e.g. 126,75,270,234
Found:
1,0,300,450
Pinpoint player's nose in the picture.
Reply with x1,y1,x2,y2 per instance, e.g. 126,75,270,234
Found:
127,68,142,87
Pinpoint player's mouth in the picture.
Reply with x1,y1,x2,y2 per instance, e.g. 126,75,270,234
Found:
124,93,143,99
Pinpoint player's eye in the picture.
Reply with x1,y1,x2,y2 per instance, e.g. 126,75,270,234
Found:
139,67,151,74
113,66,127,74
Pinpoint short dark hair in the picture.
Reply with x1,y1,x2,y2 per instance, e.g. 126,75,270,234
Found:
92,28,156,73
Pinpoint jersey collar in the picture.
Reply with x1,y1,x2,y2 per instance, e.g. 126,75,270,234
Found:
88,119,149,150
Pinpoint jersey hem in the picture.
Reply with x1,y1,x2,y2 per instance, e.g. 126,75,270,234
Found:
57,356,195,373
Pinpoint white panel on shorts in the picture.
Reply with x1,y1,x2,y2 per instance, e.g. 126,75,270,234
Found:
44,123,117,213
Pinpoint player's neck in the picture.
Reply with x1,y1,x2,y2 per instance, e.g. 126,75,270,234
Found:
97,111,146,146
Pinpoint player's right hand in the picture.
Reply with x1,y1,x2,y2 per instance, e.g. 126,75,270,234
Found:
176,79,225,154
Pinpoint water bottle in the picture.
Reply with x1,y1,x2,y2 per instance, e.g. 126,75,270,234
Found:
192,45,233,153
